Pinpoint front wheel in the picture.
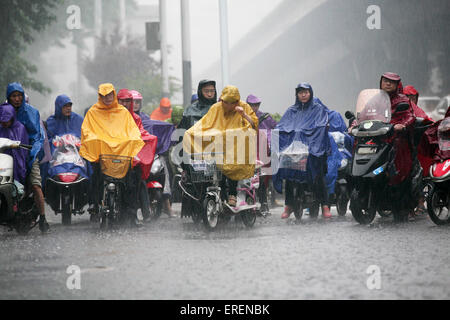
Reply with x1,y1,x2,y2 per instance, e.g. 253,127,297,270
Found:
293,201,303,220
350,190,376,225
203,196,219,231
241,196,256,228
309,201,320,219
427,187,450,225
149,189,163,221
336,194,349,216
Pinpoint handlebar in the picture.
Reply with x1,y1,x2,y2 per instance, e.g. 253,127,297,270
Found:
20,144,33,150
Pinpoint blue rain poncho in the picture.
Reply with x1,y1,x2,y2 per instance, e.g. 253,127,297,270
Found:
325,111,354,195
6,82,44,170
272,83,331,193
45,95,89,179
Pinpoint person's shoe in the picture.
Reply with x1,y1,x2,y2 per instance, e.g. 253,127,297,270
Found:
227,195,237,207
281,206,293,219
322,206,332,219
260,203,270,217
39,216,50,233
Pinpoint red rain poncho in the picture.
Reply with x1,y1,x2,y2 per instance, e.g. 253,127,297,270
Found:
117,89,157,180
380,74,416,185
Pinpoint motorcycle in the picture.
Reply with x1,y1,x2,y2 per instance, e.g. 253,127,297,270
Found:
274,140,322,220
98,154,132,229
328,131,352,216
427,118,450,225
145,154,165,221
45,134,89,225
348,89,423,224
0,138,39,235
179,153,258,231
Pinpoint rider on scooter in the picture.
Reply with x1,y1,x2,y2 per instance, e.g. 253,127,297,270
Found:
183,85,258,207
0,103,29,185
6,83,49,232
178,80,217,131
246,94,278,215
275,83,332,219
80,84,145,225
118,89,158,223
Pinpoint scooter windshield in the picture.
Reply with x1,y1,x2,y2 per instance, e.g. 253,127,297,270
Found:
356,89,391,124
438,118,450,151
50,134,85,169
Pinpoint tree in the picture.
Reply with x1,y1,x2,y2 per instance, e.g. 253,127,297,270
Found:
0,0,61,94
83,25,180,106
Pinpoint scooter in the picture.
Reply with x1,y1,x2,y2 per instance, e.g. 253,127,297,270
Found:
179,153,258,231
145,154,165,221
349,89,423,224
0,138,39,235
98,155,132,230
45,134,89,225
427,118,450,225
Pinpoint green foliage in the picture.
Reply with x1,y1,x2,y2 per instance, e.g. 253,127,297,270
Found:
170,106,184,126
271,112,282,122
0,0,61,94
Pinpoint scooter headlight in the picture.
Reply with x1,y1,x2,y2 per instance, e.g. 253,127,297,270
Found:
151,158,163,175
107,183,116,192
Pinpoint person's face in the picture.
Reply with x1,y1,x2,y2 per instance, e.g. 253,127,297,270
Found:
61,103,72,117
222,100,239,113
249,103,261,113
119,98,132,110
201,85,216,100
406,94,418,105
297,89,311,104
100,92,115,106
9,91,23,108
133,99,142,112
381,77,398,94
1,120,13,128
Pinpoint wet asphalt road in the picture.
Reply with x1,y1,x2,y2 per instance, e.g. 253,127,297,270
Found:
0,202,449,300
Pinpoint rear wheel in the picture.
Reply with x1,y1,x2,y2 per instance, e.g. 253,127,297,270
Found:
203,196,219,231
241,196,256,228
149,189,163,221
427,187,450,225
336,194,349,216
309,202,320,219
293,201,303,220
350,190,376,225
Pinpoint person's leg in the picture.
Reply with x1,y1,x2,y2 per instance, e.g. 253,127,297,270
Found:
161,155,175,217
282,180,295,219
315,158,331,218
88,163,101,220
227,178,238,206
29,159,49,232
258,180,269,213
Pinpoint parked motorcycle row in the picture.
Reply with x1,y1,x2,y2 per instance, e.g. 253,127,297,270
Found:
1,89,449,235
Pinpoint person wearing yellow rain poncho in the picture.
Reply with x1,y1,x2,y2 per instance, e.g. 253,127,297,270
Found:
183,85,258,207
80,83,145,222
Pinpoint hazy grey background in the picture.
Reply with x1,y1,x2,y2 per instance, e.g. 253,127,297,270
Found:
24,0,450,119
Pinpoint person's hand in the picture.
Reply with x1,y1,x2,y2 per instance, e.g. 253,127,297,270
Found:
235,106,245,116
394,124,406,131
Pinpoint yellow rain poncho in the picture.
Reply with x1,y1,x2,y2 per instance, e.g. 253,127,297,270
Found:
80,83,145,163
183,86,258,181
